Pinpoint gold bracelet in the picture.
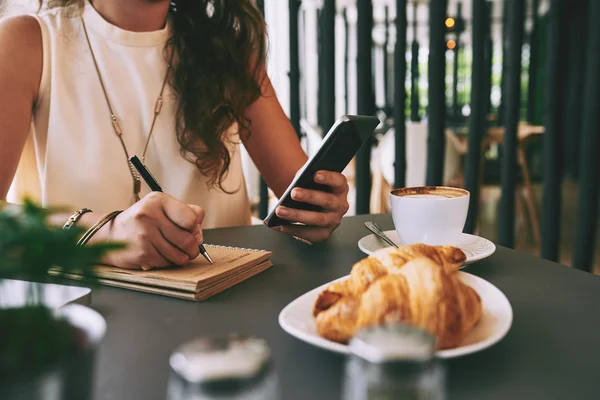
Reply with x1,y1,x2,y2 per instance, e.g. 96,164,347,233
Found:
77,210,122,246
63,208,93,230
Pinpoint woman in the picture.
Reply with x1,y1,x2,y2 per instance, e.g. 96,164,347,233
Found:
0,0,350,270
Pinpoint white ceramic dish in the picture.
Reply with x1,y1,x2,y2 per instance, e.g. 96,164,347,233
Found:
279,272,512,359
358,230,496,265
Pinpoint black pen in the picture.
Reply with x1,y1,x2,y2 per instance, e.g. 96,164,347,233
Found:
129,155,213,264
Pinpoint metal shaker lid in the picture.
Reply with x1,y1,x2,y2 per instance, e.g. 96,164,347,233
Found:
348,324,436,363
169,333,272,384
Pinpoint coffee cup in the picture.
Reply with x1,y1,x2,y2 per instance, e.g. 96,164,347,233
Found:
389,186,470,246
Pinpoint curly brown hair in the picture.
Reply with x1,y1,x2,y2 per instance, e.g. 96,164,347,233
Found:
39,0,267,191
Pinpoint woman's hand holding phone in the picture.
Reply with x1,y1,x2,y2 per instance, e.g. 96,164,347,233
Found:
273,170,350,243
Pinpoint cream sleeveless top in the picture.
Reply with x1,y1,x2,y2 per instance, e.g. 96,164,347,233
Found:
8,3,251,229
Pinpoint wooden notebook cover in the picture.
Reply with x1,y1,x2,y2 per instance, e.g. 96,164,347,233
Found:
49,244,272,297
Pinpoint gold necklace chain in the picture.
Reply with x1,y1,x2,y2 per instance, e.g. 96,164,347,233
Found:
80,14,173,202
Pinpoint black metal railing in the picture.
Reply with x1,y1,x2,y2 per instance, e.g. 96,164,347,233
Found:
393,0,407,189
526,0,540,124
540,0,564,262
573,0,600,272
464,0,486,235
426,0,447,187
262,0,600,272
409,2,420,123
355,0,376,215
318,0,336,136
498,0,525,249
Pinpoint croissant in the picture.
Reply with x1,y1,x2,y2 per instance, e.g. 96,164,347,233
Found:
355,258,482,349
313,253,482,349
313,244,467,314
314,296,360,343
369,244,467,275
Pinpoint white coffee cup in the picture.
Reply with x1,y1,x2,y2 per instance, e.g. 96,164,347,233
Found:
389,186,470,246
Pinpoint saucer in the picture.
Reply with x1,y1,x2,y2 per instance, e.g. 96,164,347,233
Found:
358,230,496,265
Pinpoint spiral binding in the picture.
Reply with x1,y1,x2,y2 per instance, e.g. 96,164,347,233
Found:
204,244,268,253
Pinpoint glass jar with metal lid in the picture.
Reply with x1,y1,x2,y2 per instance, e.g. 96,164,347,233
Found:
166,333,278,400
343,324,446,400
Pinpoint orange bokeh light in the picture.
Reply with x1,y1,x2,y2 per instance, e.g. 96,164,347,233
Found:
447,39,457,50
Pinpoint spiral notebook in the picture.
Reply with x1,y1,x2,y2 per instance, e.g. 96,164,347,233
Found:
49,244,272,301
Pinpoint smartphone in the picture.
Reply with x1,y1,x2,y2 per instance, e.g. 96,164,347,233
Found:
263,114,380,228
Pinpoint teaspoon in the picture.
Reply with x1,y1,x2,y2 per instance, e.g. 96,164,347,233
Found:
364,221,399,248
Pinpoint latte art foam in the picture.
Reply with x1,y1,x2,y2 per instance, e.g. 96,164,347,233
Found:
391,186,468,199
402,194,456,199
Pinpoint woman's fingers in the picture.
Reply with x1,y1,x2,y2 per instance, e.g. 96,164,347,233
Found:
158,192,198,232
157,214,201,260
275,206,340,227
187,204,205,244
314,170,348,194
159,195,203,260
290,187,348,213
270,170,349,245
187,204,205,226
105,192,206,270
137,239,172,271
146,227,192,267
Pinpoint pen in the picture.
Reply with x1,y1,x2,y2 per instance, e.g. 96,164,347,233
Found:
129,155,213,264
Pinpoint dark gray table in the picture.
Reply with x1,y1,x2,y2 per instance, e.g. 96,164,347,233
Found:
88,214,600,400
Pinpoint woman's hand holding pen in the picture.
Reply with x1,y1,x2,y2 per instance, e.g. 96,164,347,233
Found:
89,192,205,270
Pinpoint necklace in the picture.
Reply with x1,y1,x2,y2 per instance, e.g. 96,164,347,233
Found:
80,15,173,203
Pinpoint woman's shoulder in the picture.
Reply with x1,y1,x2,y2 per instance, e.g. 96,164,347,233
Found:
0,14,41,41
1,6,80,38
0,15,43,104
0,14,43,68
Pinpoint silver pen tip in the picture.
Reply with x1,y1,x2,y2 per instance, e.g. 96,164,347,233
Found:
205,253,214,264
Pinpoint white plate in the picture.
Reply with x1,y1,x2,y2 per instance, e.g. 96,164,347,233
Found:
358,230,496,265
279,272,512,358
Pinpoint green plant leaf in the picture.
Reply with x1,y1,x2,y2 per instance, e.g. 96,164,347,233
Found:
0,198,126,380
0,198,125,292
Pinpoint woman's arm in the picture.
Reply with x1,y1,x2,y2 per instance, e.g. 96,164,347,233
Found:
0,16,43,200
242,75,307,198
243,74,350,243
0,16,106,231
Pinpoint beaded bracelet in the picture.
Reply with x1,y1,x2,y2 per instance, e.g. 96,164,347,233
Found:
76,210,122,246
63,208,92,230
